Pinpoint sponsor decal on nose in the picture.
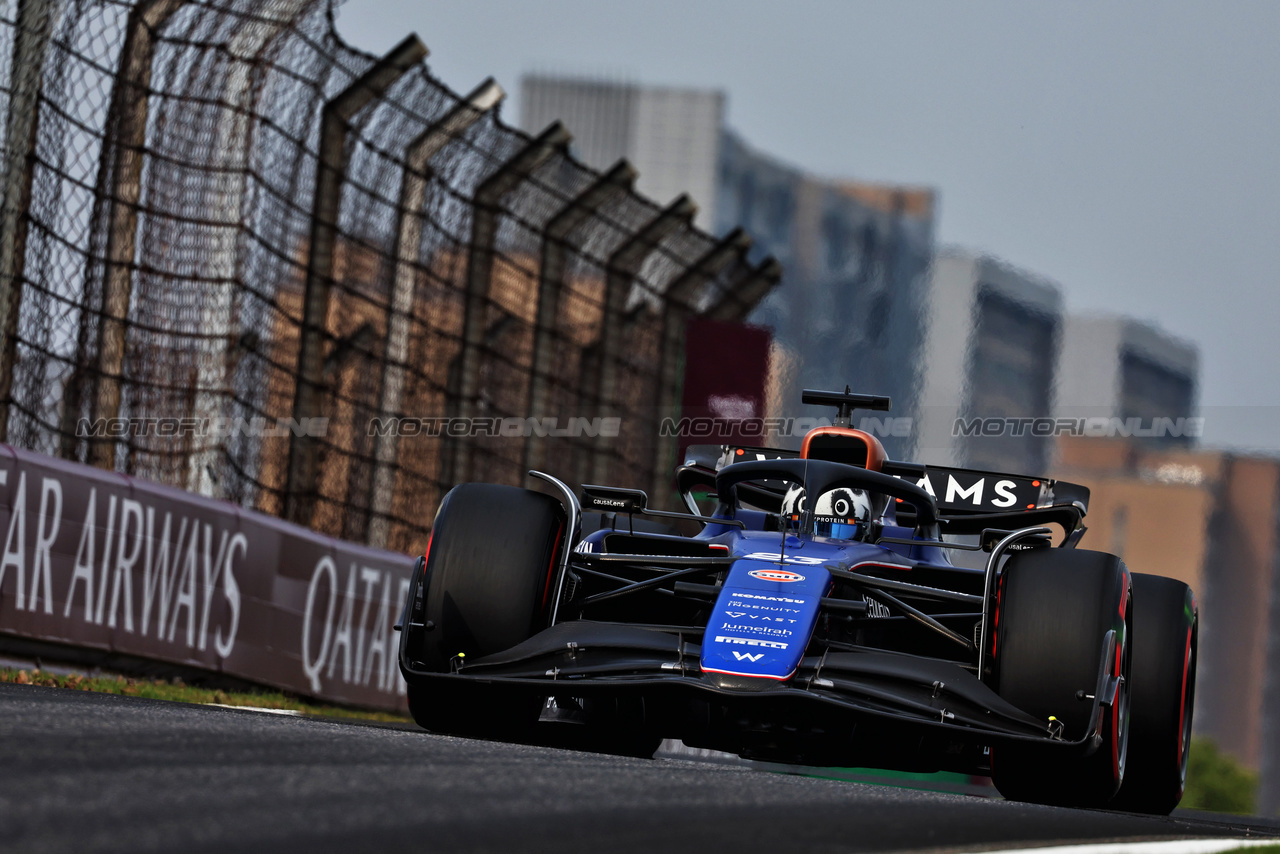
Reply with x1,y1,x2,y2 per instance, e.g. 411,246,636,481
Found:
747,568,805,583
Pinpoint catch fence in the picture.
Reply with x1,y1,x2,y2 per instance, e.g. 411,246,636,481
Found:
0,0,779,552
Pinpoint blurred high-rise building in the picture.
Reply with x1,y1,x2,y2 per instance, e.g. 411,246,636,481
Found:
522,76,725,231
913,249,1063,472
520,74,934,459
1055,315,1199,447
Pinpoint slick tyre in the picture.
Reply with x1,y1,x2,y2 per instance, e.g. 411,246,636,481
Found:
990,548,1133,808
1108,574,1197,815
406,483,565,737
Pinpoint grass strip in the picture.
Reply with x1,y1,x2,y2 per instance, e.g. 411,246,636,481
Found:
1,667,410,723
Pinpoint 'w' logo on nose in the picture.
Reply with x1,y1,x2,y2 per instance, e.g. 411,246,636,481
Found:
731,651,764,662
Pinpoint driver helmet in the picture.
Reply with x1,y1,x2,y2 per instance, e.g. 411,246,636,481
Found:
780,484,880,540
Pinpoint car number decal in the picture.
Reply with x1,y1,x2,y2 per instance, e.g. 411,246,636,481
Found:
741,551,826,566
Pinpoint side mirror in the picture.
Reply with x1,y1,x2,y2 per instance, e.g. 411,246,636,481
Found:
580,484,648,514
980,528,1052,552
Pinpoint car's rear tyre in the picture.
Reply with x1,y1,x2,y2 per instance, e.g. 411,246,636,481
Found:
406,483,565,737
989,548,1132,808
1108,574,1197,815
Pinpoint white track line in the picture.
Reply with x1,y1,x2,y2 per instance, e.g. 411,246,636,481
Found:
206,704,303,716
986,839,1277,854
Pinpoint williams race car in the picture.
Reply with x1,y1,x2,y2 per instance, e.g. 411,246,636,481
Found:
397,388,1198,813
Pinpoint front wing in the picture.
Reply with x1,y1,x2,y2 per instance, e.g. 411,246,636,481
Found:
398,619,1119,774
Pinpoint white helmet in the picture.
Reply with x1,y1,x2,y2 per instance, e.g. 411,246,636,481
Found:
781,484,876,538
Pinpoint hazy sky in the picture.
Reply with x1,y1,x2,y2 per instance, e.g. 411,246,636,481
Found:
335,0,1280,451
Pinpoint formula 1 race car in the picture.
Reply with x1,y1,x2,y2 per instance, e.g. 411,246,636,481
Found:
397,388,1198,814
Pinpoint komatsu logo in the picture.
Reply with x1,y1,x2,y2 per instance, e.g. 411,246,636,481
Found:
731,592,805,604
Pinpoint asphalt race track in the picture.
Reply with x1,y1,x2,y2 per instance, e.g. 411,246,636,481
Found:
2,684,1278,854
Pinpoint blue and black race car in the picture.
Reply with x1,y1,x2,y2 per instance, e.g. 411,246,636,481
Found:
397,389,1197,814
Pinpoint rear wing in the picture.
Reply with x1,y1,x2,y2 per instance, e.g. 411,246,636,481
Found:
677,444,1089,536
879,460,1089,538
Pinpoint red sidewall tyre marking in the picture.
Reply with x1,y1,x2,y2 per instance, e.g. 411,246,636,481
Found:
991,574,1004,660
1176,625,1192,767
540,522,565,611
1111,576,1130,783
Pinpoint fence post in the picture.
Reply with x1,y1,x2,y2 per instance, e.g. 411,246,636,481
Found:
588,194,696,486
650,228,752,503
703,256,783,322
86,0,187,469
366,77,504,548
449,121,572,486
188,0,312,497
0,0,62,442
283,34,427,527
524,159,636,477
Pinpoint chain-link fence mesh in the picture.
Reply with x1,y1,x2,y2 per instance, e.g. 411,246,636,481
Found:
0,0,776,552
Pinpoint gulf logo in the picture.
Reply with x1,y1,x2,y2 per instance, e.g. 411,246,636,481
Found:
747,567,805,583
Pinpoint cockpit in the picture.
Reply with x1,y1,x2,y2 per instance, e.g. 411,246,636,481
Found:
778,427,892,542
676,420,908,545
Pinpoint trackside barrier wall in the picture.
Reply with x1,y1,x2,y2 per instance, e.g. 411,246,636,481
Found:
0,444,416,711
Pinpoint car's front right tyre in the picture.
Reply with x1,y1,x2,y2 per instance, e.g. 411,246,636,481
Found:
404,483,565,738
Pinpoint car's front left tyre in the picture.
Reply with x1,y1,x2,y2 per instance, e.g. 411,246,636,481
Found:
989,548,1133,808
